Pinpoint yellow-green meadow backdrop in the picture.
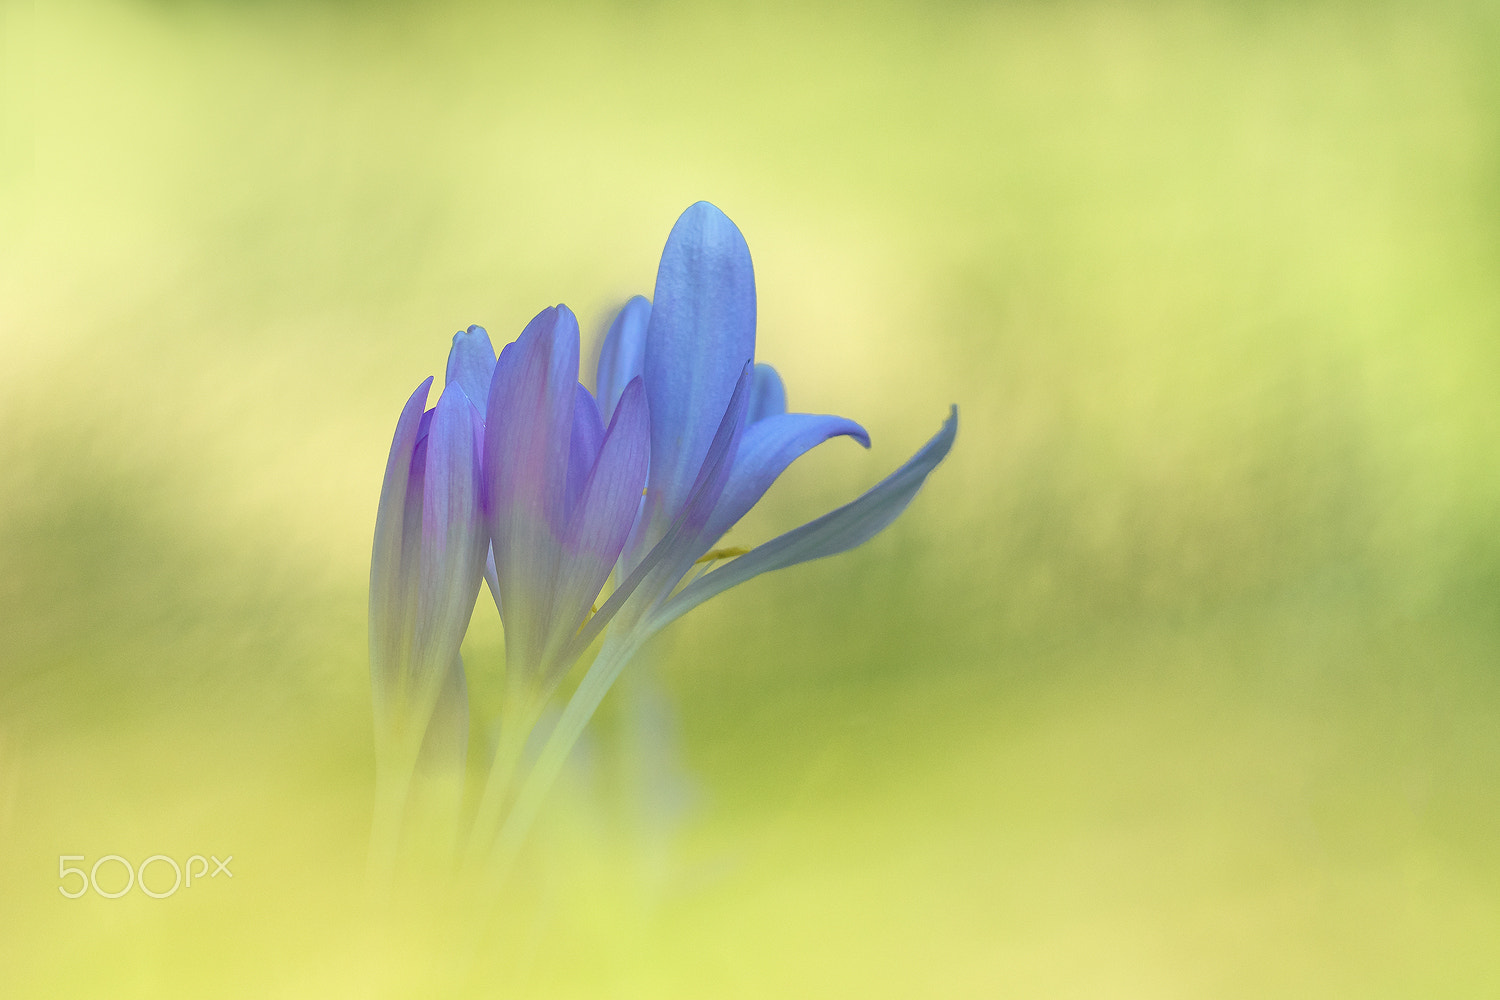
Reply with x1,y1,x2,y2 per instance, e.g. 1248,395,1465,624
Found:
3,0,1499,995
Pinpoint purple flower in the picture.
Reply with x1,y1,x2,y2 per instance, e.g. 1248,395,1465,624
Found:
462,306,652,863
482,304,652,687
367,329,493,872
481,202,957,881
551,202,957,675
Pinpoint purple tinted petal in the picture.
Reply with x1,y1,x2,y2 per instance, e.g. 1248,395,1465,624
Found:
596,296,649,424
564,364,753,664
701,412,869,545
566,383,604,519
748,363,787,423
401,430,429,618
369,377,432,708
445,324,497,417
414,382,487,683
472,404,502,614
484,306,581,671
540,377,651,674
645,202,756,524
651,406,957,630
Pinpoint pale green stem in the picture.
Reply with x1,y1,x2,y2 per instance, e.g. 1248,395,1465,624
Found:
481,625,651,894
367,746,418,892
462,684,543,875
366,667,450,891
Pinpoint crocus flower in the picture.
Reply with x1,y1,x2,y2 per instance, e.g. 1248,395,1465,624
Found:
368,331,491,872
464,304,652,862
482,202,957,881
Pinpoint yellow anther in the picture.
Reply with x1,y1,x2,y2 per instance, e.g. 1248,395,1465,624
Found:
694,545,751,564
576,604,600,635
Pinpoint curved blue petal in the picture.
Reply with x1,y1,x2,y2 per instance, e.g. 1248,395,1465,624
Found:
369,376,432,708
645,202,756,524
484,305,581,671
651,406,958,630
446,324,497,416
413,381,488,683
566,383,604,519
541,377,651,675
596,296,649,424
748,363,787,423
700,412,869,546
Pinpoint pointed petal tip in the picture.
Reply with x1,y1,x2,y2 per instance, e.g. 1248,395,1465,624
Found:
435,376,470,410
664,201,751,263
682,200,730,223
518,303,580,344
445,327,496,415
613,374,647,418
407,376,435,420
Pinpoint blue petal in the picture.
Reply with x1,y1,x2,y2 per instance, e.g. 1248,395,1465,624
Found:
414,381,488,683
645,202,756,523
748,363,787,423
483,305,581,671
700,412,869,546
566,383,604,519
595,296,649,424
652,406,958,630
446,324,497,416
541,376,651,675
369,376,432,705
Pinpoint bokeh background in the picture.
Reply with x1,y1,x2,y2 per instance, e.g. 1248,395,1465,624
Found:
3,0,1499,995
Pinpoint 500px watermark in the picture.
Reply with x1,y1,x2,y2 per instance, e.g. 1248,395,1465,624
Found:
58,854,233,899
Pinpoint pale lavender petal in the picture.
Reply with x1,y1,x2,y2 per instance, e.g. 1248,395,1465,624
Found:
445,324,497,416
369,376,431,706
644,202,756,524
399,430,429,631
483,306,580,670
540,377,650,674
700,412,869,546
748,363,787,423
596,296,649,423
566,383,604,519
413,381,488,683
652,406,957,630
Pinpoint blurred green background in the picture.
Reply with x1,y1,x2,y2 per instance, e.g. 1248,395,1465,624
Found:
3,0,1499,995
